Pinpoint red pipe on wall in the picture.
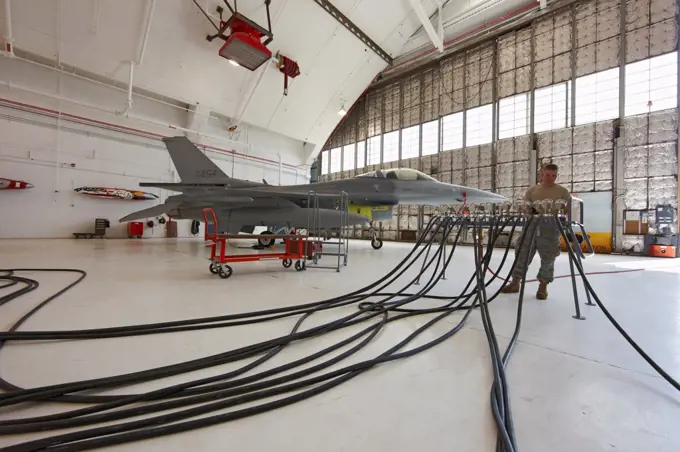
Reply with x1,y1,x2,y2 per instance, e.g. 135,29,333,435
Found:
0,97,303,170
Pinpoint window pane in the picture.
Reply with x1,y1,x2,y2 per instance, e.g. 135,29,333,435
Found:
320,150,329,175
498,93,530,139
625,51,678,116
342,144,355,171
329,147,342,173
356,141,366,169
534,83,568,132
401,125,420,159
421,120,439,156
442,112,463,151
466,104,493,146
575,67,620,125
382,131,399,163
366,136,381,165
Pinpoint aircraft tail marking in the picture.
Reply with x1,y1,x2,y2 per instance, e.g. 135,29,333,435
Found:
162,136,231,184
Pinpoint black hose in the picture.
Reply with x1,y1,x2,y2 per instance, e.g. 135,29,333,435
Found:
554,215,680,392
2,212,669,452
0,214,513,450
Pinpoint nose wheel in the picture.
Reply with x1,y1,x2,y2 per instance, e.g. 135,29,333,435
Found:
368,222,382,250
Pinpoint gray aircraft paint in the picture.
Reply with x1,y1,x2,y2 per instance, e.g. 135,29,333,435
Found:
119,136,507,233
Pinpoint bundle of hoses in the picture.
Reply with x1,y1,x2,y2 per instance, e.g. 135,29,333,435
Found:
0,213,677,452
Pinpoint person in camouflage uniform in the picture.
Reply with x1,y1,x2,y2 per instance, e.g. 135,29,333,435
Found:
503,163,571,300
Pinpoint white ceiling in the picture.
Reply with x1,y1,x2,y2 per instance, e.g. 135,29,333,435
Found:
1,0,526,161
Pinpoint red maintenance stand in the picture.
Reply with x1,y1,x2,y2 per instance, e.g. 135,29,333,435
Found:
202,208,313,279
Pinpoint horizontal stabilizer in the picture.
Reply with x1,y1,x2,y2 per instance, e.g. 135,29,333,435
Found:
119,202,180,223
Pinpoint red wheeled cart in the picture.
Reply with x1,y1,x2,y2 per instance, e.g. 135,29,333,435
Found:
202,208,313,279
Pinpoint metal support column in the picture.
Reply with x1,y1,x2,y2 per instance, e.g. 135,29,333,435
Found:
612,0,628,253
418,73,425,232
380,90,386,168
529,21,538,187
491,39,499,195
462,53,468,186
676,0,680,236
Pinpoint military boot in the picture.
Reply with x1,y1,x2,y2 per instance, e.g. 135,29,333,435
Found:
502,278,521,293
536,281,549,300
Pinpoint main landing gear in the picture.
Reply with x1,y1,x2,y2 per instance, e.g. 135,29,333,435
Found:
258,231,275,247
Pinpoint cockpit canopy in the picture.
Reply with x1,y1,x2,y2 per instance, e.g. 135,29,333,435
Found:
354,168,438,182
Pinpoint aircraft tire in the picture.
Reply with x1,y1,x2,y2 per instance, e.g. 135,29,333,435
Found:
371,238,383,250
258,231,275,247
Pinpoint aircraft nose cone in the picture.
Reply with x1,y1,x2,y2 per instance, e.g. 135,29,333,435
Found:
458,187,508,204
25,183,34,189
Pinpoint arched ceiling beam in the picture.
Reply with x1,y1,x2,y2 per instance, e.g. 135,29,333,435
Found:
310,0,393,65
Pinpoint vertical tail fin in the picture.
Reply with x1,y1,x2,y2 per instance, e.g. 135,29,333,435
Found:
162,136,230,184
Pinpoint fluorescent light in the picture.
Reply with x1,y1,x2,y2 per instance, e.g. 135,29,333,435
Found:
229,59,240,67
338,107,347,116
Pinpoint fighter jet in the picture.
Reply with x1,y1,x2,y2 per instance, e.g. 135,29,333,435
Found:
119,136,507,249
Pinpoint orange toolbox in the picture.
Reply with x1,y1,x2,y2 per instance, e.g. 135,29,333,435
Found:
648,244,676,258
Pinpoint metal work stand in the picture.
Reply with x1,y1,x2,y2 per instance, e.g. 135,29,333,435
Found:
305,190,350,272
563,197,596,319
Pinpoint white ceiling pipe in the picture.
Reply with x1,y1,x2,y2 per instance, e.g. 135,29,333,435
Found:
119,60,134,117
3,0,14,57
4,53,220,123
136,0,156,65
56,0,62,66
0,78,252,150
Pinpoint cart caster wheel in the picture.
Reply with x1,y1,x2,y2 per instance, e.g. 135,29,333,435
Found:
371,238,383,250
282,258,292,268
218,265,233,279
209,263,218,274
295,260,306,271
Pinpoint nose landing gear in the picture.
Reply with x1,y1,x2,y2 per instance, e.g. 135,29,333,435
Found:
368,222,383,250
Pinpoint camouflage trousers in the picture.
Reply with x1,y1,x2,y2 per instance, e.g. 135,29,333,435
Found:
511,217,562,283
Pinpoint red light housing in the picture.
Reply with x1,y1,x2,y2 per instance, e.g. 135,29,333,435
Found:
218,16,272,71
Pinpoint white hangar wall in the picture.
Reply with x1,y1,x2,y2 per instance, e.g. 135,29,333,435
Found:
0,57,309,239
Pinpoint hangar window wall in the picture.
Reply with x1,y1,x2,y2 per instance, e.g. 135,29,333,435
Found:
318,0,678,252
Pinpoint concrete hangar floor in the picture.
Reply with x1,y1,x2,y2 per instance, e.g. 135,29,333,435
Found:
0,237,678,452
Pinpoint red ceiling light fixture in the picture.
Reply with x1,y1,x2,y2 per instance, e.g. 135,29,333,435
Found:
197,0,274,71
276,53,300,96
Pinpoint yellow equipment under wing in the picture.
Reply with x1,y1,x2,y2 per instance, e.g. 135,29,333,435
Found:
348,202,390,220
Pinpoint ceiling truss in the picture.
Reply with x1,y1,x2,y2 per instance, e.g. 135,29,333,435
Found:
311,0,393,65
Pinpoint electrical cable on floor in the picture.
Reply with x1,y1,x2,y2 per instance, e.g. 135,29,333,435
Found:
0,211,675,452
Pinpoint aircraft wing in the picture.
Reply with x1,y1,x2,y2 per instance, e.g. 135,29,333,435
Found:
119,202,181,222
219,185,398,205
